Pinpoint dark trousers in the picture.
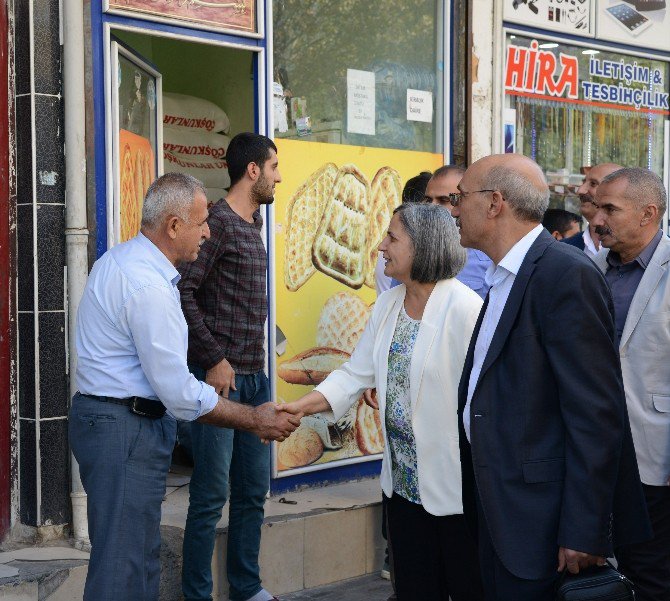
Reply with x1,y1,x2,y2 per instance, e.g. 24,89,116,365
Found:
616,484,670,601
182,369,271,601
69,393,177,601
385,493,484,601
476,489,559,601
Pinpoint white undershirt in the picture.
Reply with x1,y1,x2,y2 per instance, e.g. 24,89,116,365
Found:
464,224,544,442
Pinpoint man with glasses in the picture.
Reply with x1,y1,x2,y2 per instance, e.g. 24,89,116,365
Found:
424,165,492,299
563,163,623,258
453,153,650,600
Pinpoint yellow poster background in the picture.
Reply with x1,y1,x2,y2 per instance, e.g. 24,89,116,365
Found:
273,139,443,475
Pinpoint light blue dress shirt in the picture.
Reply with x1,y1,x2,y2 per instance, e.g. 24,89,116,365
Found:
464,224,544,441
457,248,492,300
75,232,219,421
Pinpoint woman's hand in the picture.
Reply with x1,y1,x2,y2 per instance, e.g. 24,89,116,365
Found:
275,391,330,417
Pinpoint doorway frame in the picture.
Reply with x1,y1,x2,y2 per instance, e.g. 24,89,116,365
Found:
0,0,13,540
92,3,268,256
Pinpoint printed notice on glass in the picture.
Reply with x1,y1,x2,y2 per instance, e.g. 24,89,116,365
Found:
347,69,375,136
407,89,433,123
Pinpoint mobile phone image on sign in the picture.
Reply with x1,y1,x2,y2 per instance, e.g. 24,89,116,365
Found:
605,3,653,36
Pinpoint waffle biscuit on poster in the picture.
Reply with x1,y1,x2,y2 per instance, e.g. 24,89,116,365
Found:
312,164,371,289
316,291,371,354
364,167,402,288
277,346,350,386
284,163,338,291
355,397,384,455
120,144,137,243
278,425,324,468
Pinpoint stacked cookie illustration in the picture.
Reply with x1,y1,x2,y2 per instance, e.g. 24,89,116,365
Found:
284,164,402,291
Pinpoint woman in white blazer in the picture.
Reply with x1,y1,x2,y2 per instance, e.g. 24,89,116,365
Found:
286,204,484,600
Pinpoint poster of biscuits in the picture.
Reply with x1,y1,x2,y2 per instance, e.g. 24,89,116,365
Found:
119,129,155,242
273,138,443,476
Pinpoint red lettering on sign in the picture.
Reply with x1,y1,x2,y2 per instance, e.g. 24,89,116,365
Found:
505,45,527,91
536,51,557,95
556,53,579,99
504,40,579,99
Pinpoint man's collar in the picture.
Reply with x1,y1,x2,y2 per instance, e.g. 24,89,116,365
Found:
583,227,599,255
485,224,544,287
606,228,663,269
498,223,545,276
136,232,181,285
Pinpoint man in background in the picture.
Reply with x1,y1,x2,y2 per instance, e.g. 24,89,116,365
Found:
542,208,581,240
591,167,670,601
179,134,283,601
563,162,622,258
424,165,492,298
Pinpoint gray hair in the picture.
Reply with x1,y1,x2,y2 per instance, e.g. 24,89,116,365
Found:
600,167,667,221
394,203,467,283
481,165,549,222
141,172,206,229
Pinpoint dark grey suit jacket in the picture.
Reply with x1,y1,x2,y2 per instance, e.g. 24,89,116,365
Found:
458,229,651,580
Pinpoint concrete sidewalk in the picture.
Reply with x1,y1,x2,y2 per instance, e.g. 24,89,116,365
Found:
282,574,393,600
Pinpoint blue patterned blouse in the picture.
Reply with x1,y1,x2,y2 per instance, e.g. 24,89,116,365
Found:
385,306,421,504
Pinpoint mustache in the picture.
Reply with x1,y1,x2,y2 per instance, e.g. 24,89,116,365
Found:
594,225,612,236
579,193,595,205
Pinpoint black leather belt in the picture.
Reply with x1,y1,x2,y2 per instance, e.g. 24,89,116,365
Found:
82,393,166,419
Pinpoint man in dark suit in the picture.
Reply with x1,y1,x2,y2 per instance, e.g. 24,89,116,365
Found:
562,162,622,257
451,154,650,600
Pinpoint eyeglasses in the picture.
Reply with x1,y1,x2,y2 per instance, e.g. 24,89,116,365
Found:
447,189,496,207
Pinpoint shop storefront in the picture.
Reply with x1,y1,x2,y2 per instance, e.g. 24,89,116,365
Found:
500,0,669,228
85,1,460,493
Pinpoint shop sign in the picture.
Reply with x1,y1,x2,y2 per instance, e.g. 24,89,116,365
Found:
596,2,670,53
503,0,595,37
272,138,444,477
104,0,257,35
504,40,669,115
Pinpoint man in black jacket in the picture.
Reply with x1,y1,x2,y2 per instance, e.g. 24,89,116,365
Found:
451,153,650,600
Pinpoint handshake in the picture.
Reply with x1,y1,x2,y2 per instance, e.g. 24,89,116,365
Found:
252,401,304,443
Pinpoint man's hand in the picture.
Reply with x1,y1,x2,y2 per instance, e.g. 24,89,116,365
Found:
253,402,302,443
557,547,606,574
206,358,236,398
363,388,378,410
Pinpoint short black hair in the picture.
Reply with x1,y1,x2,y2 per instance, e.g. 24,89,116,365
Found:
402,171,433,204
542,208,581,236
226,132,278,187
432,164,465,180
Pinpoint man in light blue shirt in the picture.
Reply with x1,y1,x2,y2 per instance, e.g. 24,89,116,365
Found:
69,173,301,601
424,165,492,299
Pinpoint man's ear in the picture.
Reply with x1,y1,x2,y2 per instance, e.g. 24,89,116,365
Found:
488,190,505,218
640,204,658,227
166,215,180,240
551,230,562,240
246,161,260,182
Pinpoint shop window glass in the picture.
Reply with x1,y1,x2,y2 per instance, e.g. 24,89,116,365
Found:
504,34,669,211
273,0,443,152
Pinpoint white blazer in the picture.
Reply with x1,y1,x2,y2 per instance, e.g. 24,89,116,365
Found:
594,235,670,485
316,278,483,516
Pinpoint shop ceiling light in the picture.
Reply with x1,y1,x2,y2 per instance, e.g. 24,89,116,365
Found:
538,43,559,49
582,49,600,55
